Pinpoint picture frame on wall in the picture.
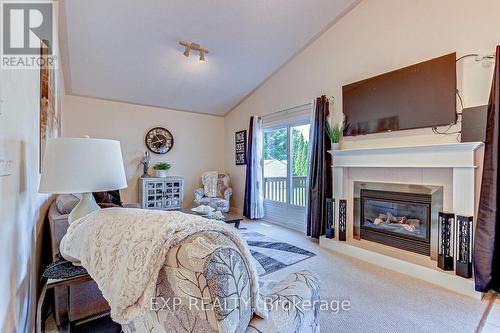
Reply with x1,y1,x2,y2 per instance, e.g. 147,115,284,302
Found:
235,130,247,165
39,40,61,172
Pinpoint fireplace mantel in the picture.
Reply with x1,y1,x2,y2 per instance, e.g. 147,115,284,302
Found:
328,142,484,168
328,142,484,220
321,142,485,298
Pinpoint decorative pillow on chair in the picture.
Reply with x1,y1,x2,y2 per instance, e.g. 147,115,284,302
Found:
216,173,230,197
201,171,218,198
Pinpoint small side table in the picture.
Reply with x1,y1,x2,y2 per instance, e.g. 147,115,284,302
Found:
37,259,92,333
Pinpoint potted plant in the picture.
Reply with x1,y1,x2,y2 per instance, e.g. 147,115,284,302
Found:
153,162,171,178
325,116,345,150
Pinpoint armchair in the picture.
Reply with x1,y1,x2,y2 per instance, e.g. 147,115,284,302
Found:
194,172,232,212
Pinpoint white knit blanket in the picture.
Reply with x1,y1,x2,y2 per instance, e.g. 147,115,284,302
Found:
61,208,267,324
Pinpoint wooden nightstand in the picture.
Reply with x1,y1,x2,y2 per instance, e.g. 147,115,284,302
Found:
37,259,95,332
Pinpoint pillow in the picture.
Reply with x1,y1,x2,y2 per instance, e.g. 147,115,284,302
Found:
55,194,80,215
216,173,230,198
92,190,123,207
202,171,218,198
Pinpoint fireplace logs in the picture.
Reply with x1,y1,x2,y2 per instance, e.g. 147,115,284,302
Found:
372,213,422,232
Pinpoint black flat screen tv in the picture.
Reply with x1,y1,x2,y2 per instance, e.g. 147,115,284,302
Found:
343,53,457,136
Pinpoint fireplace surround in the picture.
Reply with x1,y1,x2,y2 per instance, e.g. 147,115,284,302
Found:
321,142,483,298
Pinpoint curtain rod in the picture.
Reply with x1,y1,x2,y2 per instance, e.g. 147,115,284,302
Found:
259,96,333,120
259,102,312,120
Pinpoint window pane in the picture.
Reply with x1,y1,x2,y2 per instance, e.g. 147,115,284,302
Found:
263,128,287,202
291,125,310,177
291,124,310,206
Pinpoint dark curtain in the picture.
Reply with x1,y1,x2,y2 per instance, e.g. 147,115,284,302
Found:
307,96,332,238
243,116,254,219
474,45,500,293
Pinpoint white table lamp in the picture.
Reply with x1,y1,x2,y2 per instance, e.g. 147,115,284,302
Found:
39,137,128,223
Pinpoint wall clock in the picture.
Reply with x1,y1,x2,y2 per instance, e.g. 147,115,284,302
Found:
145,127,174,154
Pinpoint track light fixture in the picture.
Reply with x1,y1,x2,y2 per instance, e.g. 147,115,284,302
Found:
179,41,209,62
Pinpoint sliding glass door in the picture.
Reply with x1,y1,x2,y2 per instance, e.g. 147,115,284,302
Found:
263,119,310,229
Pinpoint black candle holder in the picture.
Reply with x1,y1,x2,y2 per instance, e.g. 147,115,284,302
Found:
325,198,335,239
339,199,347,241
438,212,455,271
455,215,473,278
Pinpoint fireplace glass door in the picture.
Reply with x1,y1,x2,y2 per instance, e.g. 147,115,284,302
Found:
360,189,431,255
362,198,429,241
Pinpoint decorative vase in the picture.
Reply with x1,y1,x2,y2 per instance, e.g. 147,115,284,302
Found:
332,142,341,150
155,170,168,178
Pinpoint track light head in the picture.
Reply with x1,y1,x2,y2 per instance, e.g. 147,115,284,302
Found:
179,40,208,62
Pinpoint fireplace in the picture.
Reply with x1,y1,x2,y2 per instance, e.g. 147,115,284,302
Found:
360,189,431,255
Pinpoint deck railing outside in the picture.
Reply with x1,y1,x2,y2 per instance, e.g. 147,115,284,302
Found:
264,176,307,207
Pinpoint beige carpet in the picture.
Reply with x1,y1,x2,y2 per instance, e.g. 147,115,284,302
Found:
246,220,485,333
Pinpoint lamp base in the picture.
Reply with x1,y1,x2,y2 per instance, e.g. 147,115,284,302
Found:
68,192,101,224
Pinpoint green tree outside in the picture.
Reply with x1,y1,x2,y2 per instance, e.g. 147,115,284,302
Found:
263,128,309,176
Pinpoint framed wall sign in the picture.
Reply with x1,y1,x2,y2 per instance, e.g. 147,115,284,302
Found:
235,130,247,165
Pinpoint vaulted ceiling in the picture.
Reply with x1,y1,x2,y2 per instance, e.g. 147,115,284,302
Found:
61,0,358,115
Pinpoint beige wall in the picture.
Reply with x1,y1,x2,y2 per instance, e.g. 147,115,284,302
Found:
0,69,54,332
224,0,500,210
62,95,225,205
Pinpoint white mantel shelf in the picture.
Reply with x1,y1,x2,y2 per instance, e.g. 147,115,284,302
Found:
328,142,484,168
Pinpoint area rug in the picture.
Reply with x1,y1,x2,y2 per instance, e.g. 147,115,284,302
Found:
239,230,316,276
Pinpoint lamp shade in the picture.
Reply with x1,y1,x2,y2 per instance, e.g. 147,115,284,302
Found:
39,137,128,194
